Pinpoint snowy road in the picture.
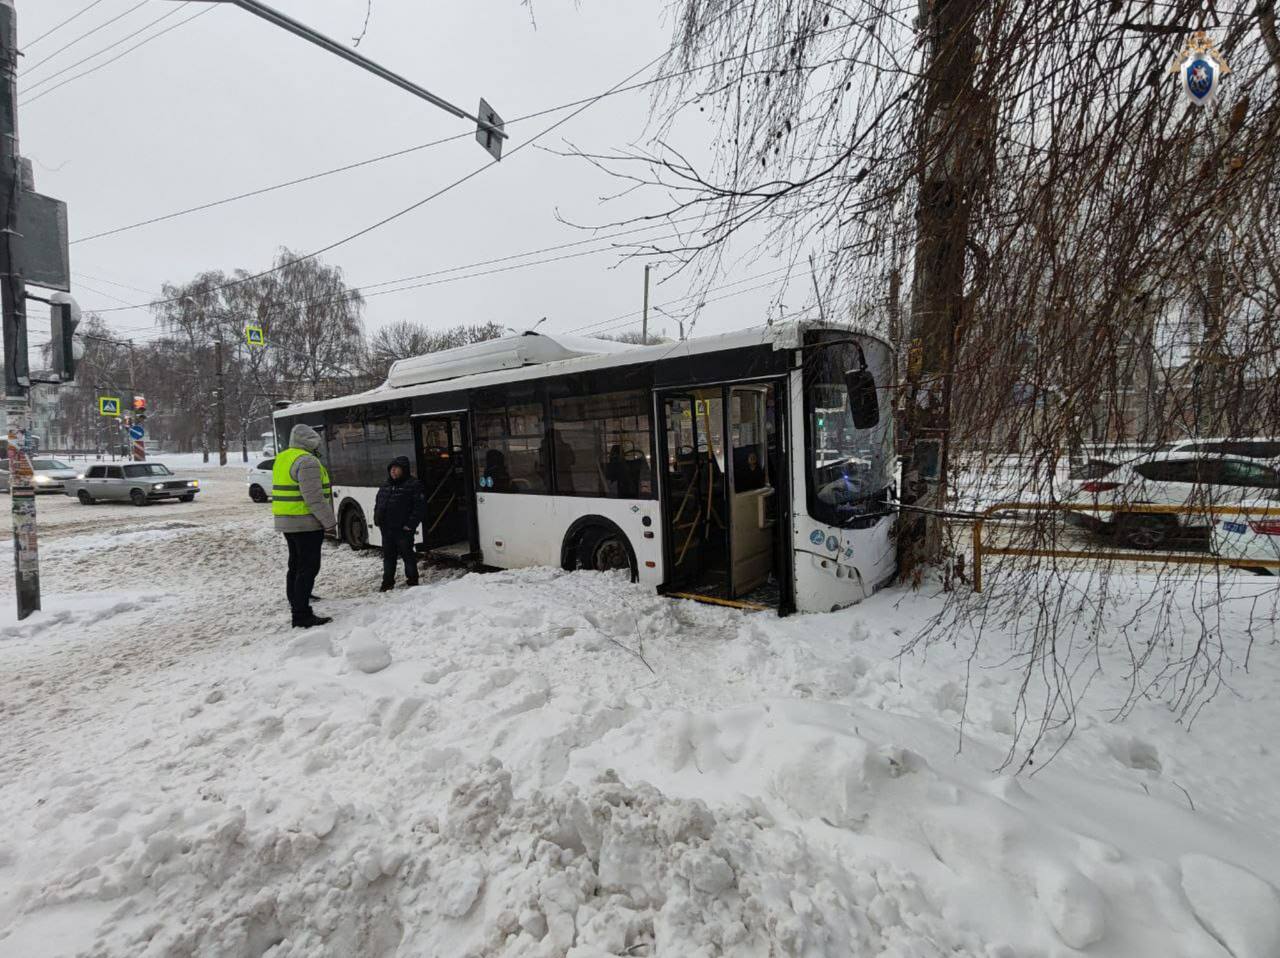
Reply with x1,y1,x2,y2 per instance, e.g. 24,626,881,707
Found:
1,468,457,778
2,465,1280,957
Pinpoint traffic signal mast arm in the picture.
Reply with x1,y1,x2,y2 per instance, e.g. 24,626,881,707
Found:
170,0,506,156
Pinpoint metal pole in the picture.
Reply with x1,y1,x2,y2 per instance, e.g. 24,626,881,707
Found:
642,264,651,346
215,338,227,466
126,340,145,461
2,0,38,620
184,0,505,143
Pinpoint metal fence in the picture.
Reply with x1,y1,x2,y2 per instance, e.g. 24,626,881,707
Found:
972,501,1280,592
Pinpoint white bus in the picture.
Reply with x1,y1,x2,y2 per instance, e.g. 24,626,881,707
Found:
274,321,896,613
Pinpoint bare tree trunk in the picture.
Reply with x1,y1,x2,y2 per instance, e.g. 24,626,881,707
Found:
899,0,989,580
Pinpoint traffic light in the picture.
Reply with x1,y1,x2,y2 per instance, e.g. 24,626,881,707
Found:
49,293,81,382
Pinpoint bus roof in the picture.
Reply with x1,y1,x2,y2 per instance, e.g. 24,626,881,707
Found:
275,320,886,419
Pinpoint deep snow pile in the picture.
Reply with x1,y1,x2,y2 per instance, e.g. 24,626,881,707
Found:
2,550,1280,956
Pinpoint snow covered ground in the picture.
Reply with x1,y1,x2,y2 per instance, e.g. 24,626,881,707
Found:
2,468,1279,957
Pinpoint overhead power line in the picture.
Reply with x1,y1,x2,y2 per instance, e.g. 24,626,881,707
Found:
23,0,113,49
69,21,853,246
18,0,150,77
83,217,698,334
90,47,675,316
22,3,193,96
72,270,155,295
20,6,214,108
90,262,801,349
566,266,798,336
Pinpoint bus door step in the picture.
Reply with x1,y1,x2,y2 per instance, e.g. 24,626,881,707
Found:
665,591,771,613
422,542,478,564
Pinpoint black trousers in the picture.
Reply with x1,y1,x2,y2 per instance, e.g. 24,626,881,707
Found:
284,530,325,616
381,527,419,585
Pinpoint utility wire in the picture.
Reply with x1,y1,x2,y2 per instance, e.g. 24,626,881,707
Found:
82,214,700,317
22,3,191,95
20,6,213,108
90,48,678,316
69,22,853,246
90,262,802,349
18,0,151,77
73,270,155,295
86,223,693,339
566,266,798,336
23,0,113,49
573,280,792,339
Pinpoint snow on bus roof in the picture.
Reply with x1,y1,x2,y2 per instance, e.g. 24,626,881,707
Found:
275,322,878,418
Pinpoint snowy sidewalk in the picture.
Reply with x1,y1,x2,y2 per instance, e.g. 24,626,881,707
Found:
2,487,1279,956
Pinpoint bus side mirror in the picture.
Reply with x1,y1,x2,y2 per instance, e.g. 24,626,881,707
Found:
844,368,880,430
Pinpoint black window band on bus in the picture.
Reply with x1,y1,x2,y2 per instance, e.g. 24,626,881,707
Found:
318,401,413,487
550,390,655,500
472,384,551,495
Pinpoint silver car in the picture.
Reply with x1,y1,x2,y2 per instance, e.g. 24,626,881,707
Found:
28,457,79,493
2,457,84,494
64,462,201,506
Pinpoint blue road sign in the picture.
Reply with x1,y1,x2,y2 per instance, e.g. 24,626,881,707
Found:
128,425,145,440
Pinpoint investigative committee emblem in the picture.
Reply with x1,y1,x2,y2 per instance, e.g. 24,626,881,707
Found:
1169,31,1230,107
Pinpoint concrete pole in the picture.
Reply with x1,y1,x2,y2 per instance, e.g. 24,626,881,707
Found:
1,0,40,619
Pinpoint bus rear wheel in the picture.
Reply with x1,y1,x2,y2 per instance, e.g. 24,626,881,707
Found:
342,504,369,550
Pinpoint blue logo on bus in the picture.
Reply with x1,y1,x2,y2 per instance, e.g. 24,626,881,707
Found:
826,535,840,552
809,529,825,545
1222,521,1247,534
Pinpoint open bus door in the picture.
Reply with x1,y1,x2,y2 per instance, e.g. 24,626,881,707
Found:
658,381,790,612
414,414,476,560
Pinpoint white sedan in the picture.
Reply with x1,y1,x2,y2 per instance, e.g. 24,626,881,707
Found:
1213,510,1280,572
246,457,274,503
30,457,80,493
1066,454,1280,551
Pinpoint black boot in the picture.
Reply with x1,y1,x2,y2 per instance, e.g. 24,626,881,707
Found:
292,611,333,628
379,581,394,593
405,578,419,588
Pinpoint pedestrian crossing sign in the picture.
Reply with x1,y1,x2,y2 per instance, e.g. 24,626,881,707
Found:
99,396,121,417
245,325,265,348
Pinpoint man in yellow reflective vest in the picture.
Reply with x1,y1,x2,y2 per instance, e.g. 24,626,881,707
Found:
272,423,337,628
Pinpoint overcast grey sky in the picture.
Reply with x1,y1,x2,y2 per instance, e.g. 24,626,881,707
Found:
17,0,797,352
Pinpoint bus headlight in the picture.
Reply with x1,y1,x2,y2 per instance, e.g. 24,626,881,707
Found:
153,483,164,490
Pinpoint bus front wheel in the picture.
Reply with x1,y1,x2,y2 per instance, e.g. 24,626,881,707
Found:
576,525,636,581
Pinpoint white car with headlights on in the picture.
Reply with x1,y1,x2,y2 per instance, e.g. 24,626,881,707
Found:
29,457,80,493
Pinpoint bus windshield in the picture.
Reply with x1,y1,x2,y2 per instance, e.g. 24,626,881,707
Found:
804,330,895,526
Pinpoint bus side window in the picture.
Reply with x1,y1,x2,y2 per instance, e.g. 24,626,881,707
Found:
473,396,548,494
551,390,652,499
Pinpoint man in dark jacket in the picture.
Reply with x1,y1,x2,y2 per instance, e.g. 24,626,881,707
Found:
374,455,428,591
